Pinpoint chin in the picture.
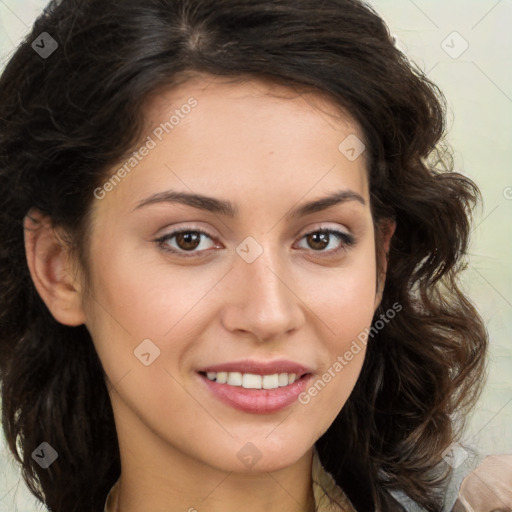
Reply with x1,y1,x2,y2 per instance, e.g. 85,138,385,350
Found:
220,433,314,474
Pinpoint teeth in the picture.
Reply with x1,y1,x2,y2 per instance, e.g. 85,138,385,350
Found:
278,373,288,386
242,373,262,389
262,374,279,389
205,371,299,389
227,372,242,386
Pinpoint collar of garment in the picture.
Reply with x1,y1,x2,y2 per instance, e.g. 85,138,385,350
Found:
103,448,356,512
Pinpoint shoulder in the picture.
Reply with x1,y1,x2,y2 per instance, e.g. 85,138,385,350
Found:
391,446,512,511
453,454,512,511
315,444,512,511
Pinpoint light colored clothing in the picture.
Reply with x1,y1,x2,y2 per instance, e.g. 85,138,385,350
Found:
103,449,512,511
311,448,357,511
452,455,512,512
390,447,512,511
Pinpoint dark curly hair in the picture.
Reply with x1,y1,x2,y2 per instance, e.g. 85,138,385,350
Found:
0,0,488,510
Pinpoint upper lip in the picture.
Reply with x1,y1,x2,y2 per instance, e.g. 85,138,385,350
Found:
197,359,311,376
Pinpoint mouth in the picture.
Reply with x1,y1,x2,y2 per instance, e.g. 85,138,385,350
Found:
200,371,302,389
197,360,313,414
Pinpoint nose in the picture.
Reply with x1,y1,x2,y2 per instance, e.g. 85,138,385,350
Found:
220,245,305,342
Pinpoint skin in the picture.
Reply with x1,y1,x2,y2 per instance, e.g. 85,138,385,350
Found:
24,74,395,512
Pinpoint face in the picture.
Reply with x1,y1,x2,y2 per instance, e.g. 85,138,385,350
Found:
81,75,387,474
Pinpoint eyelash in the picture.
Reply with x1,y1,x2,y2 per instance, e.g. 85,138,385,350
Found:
154,226,356,259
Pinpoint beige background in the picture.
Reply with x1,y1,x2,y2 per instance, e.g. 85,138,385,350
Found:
0,0,511,510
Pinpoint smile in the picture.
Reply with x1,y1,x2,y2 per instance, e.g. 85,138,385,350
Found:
197,360,312,414
204,371,298,389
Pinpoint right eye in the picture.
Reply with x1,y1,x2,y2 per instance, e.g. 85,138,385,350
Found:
155,228,220,257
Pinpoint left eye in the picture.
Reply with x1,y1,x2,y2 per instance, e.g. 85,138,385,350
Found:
295,229,355,254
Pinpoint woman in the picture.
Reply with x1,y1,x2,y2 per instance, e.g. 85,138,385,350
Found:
0,0,510,511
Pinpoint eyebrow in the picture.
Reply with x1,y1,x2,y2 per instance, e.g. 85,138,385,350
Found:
134,189,366,218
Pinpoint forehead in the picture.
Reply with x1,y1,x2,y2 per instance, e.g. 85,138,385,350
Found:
145,73,362,141
93,74,370,219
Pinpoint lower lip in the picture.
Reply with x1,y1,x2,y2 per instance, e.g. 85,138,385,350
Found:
199,373,312,414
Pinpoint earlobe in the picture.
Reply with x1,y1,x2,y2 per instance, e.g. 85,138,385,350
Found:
23,209,86,326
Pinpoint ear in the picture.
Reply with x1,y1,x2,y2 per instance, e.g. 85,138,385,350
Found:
374,218,396,310
23,209,86,326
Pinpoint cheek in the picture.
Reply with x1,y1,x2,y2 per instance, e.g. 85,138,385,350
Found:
82,239,239,409
297,297,373,441
295,247,377,427
326,266,377,350
299,241,378,344
85,234,208,336
82,250,206,428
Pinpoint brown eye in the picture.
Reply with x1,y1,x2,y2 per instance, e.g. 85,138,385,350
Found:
306,232,330,250
156,228,217,256
297,229,355,255
175,232,202,251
